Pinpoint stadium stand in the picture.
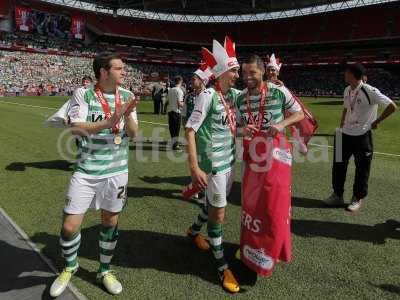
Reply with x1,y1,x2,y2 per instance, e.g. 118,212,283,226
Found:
0,1,399,98
0,50,145,96
0,1,399,298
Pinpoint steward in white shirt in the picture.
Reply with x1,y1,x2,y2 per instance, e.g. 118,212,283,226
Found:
324,63,397,212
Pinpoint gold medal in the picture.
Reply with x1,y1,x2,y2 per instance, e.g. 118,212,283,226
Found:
114,135,122,145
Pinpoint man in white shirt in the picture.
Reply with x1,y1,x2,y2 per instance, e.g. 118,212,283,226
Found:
167,75,184,150
324,63,397,212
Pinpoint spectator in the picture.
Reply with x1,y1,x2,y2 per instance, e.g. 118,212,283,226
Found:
167,75,184,151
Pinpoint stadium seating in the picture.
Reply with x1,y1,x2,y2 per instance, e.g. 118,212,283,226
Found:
18,1,400,46
352,6,389,40
82,3,400,45
0,50,145,96
1,1,400,98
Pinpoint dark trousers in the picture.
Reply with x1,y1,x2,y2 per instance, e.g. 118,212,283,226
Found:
161,101,168,115
168,111,181,147
153,98,161,114
332,130,373,199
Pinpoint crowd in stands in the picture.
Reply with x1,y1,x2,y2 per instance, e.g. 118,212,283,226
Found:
0,31,399,99
0,50,144,96
0,31,96,55
280,68,400,98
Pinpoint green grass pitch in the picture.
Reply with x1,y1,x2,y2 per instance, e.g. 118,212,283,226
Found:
0,96,399,299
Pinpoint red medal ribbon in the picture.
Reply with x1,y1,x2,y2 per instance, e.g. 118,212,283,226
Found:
215,83,237,136
245,83,268,130
94,84,121,135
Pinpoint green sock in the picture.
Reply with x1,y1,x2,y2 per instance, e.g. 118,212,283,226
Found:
98,225,119,274
207,222,228,275
60,231,81,269
190,204,208,235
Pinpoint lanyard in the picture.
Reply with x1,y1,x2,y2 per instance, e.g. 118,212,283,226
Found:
215,83,236,136
94,84,121,135
245,83,267,129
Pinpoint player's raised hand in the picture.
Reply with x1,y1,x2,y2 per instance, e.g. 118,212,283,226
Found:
123,96,139,117
107,105,124,128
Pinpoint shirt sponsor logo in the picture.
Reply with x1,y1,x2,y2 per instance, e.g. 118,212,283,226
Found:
243,245,274,270
272,148,292,166
243,111,273,126
91,112,104,122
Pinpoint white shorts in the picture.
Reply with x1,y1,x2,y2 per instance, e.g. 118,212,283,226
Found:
65,173,128,215
206,169,235,208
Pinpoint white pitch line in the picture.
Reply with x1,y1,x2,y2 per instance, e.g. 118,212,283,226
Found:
0,100,169,126
308,142,334,148
0,99,56,110
308,142,400,158
140,120,169,126
1,99,399,157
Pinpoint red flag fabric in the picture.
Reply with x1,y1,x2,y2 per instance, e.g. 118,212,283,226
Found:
285,93,318,154
240,133,292,276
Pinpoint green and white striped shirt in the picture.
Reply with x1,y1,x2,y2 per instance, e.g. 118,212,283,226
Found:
68,86,137,179
185,87,240,175
236,82,301,130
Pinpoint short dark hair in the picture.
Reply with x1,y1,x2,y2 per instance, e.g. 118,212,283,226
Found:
174,75,183,85
345,63,366,80
243,54,265,71
93,53,121,80
81,76,92,83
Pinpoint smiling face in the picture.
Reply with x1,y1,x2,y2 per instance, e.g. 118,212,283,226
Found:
218,67,240,90
242,62,264,91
